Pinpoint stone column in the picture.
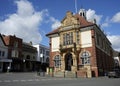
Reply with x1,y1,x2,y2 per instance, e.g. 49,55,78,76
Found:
61,53,65,72
84,65,92,78
72,53,77,71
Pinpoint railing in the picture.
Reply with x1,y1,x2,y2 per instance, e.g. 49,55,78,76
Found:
60,43,77,53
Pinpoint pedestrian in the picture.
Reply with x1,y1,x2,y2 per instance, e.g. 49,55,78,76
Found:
104,71,107,77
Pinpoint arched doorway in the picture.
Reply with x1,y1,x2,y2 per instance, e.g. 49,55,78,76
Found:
65,53,73,71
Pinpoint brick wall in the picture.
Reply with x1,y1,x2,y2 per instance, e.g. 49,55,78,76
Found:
3,35,22,58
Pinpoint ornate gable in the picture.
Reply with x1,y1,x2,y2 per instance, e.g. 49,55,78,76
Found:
61,11,79,27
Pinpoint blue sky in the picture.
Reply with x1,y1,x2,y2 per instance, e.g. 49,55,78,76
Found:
0,0,120,51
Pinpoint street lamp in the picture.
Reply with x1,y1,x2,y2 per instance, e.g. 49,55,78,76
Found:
23,59,25,72
23,59,25,63
40,53,43,63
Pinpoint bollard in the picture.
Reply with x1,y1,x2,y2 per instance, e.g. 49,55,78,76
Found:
75,71,77,78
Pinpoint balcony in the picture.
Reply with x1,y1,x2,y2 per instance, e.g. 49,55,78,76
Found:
59,43,76,52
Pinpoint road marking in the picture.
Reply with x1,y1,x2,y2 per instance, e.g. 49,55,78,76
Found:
27,79,34,81
0,78,77,83
34,79,40,81
13,80,19,82
41,79,45,81
47,79,52,80
4,80,11,82
20,80,26,82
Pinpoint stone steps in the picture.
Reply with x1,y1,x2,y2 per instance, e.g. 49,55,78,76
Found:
54,71,64,77
54,71,76,78
65,71,76,78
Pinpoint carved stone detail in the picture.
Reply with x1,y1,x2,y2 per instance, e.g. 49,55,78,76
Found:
61,11,79,27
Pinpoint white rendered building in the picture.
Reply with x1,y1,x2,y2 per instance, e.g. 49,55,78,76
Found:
0,34,12,72
114,57,120,67
33,44,49,64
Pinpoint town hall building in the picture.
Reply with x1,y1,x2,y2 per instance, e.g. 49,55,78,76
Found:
46,9,114,78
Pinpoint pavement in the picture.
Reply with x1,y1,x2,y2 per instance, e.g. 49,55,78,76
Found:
0,72,120,86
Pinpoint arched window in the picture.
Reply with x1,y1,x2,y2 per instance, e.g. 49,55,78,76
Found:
81,51,90,65
54,55,61,68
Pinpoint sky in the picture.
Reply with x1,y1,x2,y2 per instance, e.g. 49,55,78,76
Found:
0,0,120,51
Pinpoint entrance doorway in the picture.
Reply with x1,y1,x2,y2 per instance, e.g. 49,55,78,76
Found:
65,53,73,71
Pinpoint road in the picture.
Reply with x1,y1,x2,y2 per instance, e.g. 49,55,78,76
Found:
0,72,119,86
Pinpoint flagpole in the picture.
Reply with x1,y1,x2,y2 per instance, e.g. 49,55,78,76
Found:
75,0,77,13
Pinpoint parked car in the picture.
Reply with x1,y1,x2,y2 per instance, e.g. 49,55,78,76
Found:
108,69,120,78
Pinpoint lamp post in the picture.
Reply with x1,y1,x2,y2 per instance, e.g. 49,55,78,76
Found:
23,59,25,63
40,53,43,71
40,53,43,63
40,53,45,76
23,59,25,72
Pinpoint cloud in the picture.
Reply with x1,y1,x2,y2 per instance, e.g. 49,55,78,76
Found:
49,17,61,30
111,12,120,23
107,35,120,51
86,9,103,24
40,11,61,30
101,12,120,28
0,0,43,44
101,23,109,27
101,17,110,28
0,0,58,44
15,0,34,17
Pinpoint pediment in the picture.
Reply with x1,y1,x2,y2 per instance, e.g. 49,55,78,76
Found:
61,11,79,27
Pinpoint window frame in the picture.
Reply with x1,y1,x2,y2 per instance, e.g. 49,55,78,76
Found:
54,55,61,68
81,51,90,65
63,32,73,46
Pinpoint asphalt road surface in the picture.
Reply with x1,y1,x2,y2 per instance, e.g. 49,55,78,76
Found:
0,72,119,86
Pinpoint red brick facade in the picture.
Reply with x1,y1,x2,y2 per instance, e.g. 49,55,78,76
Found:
3,35,23,71
46,11,114,77
3,35,22,59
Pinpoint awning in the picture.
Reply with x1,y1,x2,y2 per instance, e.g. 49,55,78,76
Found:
0,59,12,62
